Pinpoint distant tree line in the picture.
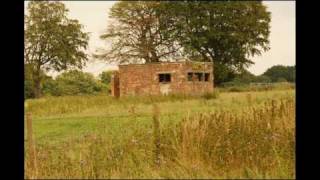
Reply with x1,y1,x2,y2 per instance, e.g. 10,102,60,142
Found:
25,64,295,99
25,1,293,99
219,65,295,87
25,67,113,99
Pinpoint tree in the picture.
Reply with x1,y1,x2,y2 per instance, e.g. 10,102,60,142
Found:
276,77,287,83
99,70,115,85
25,64,35,99
232,69,257,84
95,1,182,64
253,75,271,83
213,62,236,85
54,70,107,96
42,76,60,96
163,1,271,73
220,69,272,86
97,1,270,86
25,63,51,99
263,65,295,82
25,1,89,98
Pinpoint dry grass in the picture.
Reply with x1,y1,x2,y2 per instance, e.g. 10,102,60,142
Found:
25,90,295,179
167,98,295,178
218,82,295,92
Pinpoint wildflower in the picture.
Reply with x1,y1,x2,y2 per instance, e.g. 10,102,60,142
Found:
131,137,138,144
80,160,86,166
267,122,271,129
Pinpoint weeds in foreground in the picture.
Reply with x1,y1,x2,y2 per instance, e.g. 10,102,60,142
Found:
25,97,295,179
219,82,295,93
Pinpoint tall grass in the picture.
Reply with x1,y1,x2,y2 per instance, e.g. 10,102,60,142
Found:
168,98,295,178
25,91,220,118
25,95,295,179
218,82,295,93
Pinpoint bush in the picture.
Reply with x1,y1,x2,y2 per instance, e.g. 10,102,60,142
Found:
277,77,287,83
253,75,272,83
99,70,115,85
263,65,295,82
44,70,109,96
25,79,35,99
42,77,61,96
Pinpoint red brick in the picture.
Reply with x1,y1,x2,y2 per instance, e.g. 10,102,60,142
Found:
111,61,214,97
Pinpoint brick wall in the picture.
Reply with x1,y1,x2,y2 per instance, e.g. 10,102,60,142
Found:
114,61,214,96
110,71,120,97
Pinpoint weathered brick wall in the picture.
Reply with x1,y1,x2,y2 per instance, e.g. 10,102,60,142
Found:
117,61,214,96
110,71,120,97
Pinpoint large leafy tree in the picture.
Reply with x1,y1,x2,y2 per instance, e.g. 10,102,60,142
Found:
25,1,89,98
24,63,51,99
95,1,182,64
213,62,237,85
97,1,270,85
163,1,271,76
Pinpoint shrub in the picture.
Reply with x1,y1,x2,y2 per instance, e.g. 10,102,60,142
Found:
263,65,295,82
46,70,108,96
99,70,116,85
25,79,35,99
277,77,287,83
253,75,272,83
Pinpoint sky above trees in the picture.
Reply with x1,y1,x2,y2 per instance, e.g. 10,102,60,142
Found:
25,1,295,77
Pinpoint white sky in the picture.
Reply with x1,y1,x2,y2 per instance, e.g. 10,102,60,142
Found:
25,1,295,77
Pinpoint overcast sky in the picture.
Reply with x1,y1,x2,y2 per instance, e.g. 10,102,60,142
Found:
25,1,295,76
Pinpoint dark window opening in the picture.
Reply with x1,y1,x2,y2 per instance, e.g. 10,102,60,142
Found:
159,73,171,83
188,72,210,82
195,73,203,81
204,73,210,81
188,72,193,81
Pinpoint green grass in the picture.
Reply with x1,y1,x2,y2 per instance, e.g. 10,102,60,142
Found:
25,89,295,179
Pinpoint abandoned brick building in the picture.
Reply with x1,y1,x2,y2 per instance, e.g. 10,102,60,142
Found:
111,61,214,97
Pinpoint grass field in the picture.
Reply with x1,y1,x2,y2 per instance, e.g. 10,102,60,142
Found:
25,89,295,179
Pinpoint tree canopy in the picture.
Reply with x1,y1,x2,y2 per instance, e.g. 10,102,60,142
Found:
95,1,182,64
25,1,89,98
164,1,271,70
96,1,271,84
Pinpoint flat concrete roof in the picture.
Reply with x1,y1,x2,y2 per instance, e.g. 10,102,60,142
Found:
118,61,212,67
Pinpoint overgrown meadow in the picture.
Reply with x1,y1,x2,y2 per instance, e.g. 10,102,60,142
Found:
25,87,295,179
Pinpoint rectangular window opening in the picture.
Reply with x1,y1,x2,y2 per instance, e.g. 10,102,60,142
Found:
195,73,203,81
159,73,171,83
187,72,193,81
205,73,210,81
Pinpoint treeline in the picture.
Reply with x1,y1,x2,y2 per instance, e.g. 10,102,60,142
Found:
25,64,295,99
25,65,114,99
219,65,295,87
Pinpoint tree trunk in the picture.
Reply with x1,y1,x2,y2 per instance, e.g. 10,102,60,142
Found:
212,60,214,88
33,65,42,98
151,50,159,62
